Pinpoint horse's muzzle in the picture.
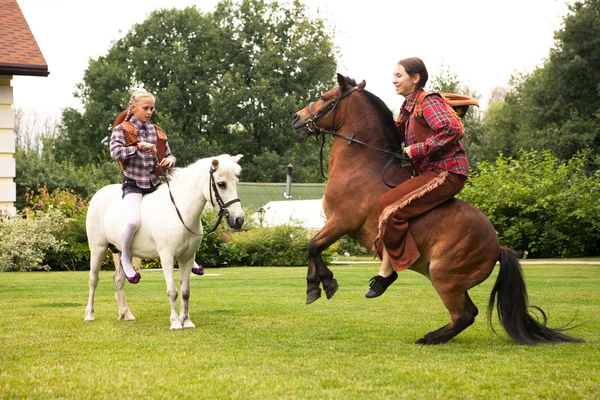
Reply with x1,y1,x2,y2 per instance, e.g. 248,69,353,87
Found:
228,214,245,230
292,114,311,137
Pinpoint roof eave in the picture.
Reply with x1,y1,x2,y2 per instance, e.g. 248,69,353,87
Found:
0,63,49,77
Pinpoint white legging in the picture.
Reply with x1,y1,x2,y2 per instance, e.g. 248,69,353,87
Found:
120,193,143,268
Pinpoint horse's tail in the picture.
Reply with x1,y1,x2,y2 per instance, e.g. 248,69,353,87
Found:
487,247,583,345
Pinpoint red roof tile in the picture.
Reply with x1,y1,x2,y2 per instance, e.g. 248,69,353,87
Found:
0,0,49,76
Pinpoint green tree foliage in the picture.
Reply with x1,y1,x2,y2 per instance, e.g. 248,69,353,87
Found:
53,0,337,182
14,147,120,209
481,0,600,166
459,150,600,258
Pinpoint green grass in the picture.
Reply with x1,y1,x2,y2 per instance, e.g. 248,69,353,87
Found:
1,264,599,399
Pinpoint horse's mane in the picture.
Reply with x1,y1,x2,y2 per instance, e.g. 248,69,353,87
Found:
167,154,242,185
360,90,403,153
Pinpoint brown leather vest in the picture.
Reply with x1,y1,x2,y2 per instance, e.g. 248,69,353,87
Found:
397,92,467,144
112,110,168,177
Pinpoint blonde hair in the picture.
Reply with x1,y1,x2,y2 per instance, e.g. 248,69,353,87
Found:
124,89,156,122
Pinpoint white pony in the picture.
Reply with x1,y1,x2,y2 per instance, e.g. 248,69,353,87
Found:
84,154,245,329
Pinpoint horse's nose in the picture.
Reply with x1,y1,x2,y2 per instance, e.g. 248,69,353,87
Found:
292,113,299,124
235,216,245,229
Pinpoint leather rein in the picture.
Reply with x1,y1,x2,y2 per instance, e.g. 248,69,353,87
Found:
155,155,241,236
303,85,413,189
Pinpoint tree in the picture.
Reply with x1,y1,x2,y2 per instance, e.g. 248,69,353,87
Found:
53,0,338,182
480,0,600,167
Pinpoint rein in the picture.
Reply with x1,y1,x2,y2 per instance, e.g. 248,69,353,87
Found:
154,154,240,236
305,86,413,188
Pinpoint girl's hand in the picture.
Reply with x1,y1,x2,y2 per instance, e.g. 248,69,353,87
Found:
138,142,157,154
403,145,413,158
160,157,174,168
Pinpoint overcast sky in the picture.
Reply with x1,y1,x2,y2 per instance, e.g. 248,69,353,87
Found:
12,0,577,118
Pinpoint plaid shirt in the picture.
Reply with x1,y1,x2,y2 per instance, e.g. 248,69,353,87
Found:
399,90,469,177
110,116,176,188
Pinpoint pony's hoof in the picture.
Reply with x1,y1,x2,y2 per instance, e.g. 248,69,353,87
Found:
306,288,322,305
84,313,94,322
323,279,338,300
183,320,196,329
170,321,184,330
119,311,136,321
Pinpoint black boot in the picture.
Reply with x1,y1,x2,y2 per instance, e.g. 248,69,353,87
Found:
365,271,398,298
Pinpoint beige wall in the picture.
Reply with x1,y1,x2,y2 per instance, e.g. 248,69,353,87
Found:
0,76,16,216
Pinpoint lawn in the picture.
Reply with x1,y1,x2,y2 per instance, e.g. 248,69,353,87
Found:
0,263,598,399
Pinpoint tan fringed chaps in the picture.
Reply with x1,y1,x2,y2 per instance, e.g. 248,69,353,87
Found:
373,171,466,271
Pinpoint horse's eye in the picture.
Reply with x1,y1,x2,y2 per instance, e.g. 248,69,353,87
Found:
217,182,227,189
321,96,327,101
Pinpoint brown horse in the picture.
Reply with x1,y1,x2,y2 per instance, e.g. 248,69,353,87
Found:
291,73,582,345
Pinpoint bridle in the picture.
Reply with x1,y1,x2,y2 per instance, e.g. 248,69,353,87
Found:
302,85,413,188
155,155,240,236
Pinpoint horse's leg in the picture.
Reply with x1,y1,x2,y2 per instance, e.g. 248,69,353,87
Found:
84,244,106,322
161,254,182,330
306,219,345,304
113,253,136,321
178,256,195,329
415,289,477,345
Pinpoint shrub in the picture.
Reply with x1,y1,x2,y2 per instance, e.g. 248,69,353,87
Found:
224,224,337,267
24,184,91,271
460,150,600,257
336,236,373,257
0,209,65,271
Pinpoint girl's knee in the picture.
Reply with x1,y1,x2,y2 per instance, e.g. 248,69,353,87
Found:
124,220,140,233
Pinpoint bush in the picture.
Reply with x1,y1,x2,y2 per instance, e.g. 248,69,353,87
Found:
24,184,91,271
336,236,373,257
223,224,337,267
459,150,600,257
0,209,65,271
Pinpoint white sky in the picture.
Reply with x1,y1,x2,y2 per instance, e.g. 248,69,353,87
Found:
12,0,576,119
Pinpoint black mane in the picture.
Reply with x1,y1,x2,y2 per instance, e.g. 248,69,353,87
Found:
361,90,402,153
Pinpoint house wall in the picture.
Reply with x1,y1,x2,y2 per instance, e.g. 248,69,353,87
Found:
0,76,16,216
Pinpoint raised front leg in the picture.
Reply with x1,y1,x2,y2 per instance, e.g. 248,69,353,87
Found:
306,220,345,304
161,254,181,330
177,256,195,329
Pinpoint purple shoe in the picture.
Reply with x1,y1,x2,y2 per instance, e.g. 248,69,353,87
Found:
192,262,205,276
120,260,141,284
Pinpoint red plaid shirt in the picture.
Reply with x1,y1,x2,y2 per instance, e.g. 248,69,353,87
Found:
399,90,469,177
110,117,176,188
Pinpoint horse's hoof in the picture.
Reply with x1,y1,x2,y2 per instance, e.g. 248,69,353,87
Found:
183,320,195,329
84,314,94,322
170,322,183,330
119,311,136,321
306,288,322,305
323,279,338,300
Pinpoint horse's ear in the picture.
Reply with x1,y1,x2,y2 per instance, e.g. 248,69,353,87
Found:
211,159,219,169
232,154,244,164
358,80,366,89
337,73,346,87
